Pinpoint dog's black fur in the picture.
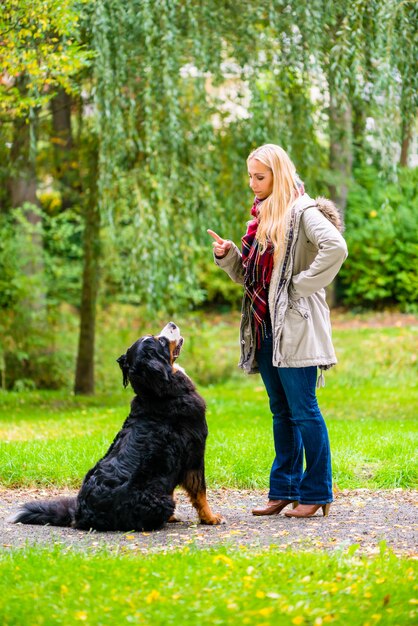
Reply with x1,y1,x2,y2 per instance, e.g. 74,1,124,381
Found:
10,326,221,531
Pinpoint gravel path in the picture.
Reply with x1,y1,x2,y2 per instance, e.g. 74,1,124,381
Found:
1,488,417,556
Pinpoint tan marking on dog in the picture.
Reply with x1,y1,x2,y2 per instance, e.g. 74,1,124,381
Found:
182,470,223,525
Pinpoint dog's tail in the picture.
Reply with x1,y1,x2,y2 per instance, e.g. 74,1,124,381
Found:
8,497,77,527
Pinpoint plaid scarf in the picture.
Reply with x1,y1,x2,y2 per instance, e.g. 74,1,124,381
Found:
242,182,305,348
241,198,274,347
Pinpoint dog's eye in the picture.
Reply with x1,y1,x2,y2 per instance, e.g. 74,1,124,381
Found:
158,337,168,346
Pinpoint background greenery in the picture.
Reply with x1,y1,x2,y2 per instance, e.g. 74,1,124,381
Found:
1,0,417,392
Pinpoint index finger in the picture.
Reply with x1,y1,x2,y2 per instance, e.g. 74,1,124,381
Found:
207,229,224,243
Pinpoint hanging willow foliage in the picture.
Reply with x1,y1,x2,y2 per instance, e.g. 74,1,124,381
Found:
89,0,229,311
86,0,415,312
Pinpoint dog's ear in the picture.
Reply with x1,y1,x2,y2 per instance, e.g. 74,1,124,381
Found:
116,354,129,388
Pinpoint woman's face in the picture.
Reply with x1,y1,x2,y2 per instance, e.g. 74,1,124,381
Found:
248,158,273,200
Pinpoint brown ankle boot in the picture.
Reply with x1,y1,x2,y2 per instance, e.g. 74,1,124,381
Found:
285,503,331,518
252,500,298,516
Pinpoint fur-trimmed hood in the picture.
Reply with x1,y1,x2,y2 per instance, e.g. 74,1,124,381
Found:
315,196,345,233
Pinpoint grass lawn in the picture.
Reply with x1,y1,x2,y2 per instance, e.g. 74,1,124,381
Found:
0,321,417,489
0,310,417,625
0,376,416,489
1,545,417,625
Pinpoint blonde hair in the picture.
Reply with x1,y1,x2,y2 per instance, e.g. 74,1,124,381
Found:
247,144,302,262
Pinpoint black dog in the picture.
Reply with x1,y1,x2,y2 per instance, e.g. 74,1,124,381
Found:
10,323,222,531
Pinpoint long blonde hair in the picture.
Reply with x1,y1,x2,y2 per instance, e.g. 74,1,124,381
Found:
247,144,302,262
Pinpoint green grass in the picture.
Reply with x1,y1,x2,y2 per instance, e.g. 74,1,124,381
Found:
0,317,417,489
0,545,417,625
0,381,416,489
1,312,417,624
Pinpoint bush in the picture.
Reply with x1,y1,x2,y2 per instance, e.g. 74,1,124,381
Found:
198,258,243,308
340,166,418,311
0,206,82,390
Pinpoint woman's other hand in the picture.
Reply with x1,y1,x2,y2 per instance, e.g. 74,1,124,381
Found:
207,229,232,259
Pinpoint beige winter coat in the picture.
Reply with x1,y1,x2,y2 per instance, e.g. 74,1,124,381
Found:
214,193,348,374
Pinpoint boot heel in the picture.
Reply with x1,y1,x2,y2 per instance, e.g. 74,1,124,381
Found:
322,504,331,516
292,501,299,509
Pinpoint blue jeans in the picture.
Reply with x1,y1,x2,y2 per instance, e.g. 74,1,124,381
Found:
256,336,333,504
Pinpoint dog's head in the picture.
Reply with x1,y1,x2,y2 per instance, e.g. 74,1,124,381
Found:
117,322,184,394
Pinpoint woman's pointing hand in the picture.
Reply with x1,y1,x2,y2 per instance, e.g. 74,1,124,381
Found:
207,229,232,259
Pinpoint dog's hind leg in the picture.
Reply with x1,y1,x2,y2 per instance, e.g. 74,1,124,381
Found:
181,468,223,525
133,491,176,531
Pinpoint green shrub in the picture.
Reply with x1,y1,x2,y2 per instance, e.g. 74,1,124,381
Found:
0,206,82,390
340,166,418,311
197,257,243,308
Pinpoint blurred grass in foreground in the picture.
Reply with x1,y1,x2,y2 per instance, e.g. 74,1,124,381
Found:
0,544,416,626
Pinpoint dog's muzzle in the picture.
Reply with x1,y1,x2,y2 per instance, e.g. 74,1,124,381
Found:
159,322,184,359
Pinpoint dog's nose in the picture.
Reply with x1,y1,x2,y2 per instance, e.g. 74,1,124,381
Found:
168,322,177,330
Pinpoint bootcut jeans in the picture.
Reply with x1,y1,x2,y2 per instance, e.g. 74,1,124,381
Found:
256,335,333,505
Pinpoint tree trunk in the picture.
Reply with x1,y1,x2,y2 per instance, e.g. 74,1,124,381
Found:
9,104,46,306
400,115,413,167
328,97,353,216
352,96,366,169
10,113,38,209
327,77,353,307
50,89,77,208
74,151,100,395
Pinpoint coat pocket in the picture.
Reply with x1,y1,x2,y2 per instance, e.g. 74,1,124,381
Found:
288,297,310,320
281,298,311,356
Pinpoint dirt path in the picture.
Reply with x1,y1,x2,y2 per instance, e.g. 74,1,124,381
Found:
331,310,418,329
1,488,417,556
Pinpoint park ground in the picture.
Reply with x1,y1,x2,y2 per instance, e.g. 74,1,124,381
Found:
0,308,417,625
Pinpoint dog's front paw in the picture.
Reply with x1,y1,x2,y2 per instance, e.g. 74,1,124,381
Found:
200,513,225,525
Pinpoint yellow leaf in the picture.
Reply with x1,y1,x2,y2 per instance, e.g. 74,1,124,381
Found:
213,555,233,567
146,590,160,604
259,607,274,617
74,612,87,621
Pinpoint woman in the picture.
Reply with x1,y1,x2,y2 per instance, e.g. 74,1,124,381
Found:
208,144,347,518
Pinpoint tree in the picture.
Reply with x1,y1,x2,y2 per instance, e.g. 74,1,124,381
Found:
0,0,90,387
74,137,99,394
393,1,418,166
1,0,90,208
1,0,415,391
